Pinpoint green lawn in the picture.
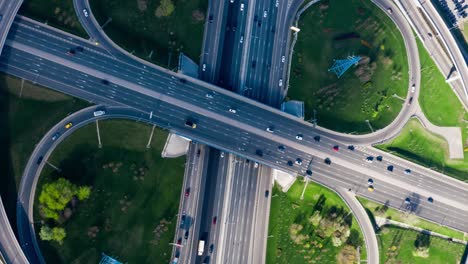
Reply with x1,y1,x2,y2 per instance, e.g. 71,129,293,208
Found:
378,225,465,264
289,0,409,133
267,180,366,264
90,0,207,67
376,119,468,181
34,120,185,263
0,73,88,225
358,197,467,241
19,0,87,38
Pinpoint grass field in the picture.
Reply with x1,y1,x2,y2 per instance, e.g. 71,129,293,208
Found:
267,180,366,264
377,119,468,181
0,73,88,225
19,0,87,37
34,120,185,263
90,0,207,68
358,197,467,241
378,225,465,263
288,0,409,133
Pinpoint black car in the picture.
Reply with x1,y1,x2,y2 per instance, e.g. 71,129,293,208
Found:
287,160,293,166
36,156,44,165
180,214,186,228
256,149,263,157
324,158,331,165
306,169,313,176
347,145,355,151
277,145,285,153
101,79,110,85
184,230,189,240
209,244,214,253
387,165,394,172
314,135,321,142
376,156,383,162
208,14,213,23
76,46,84,52
252,60,256,68
265,190,269,197
427,197,434,203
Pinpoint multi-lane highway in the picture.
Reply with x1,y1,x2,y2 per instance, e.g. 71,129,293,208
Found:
0,0,23,55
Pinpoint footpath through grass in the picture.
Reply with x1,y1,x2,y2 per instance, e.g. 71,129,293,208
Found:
19,0,87,37
34,120,185,263
378,225,465,263
377,40,468,181
267,180,366,264
358,197,467,241
289,0,408,133
90,0,207,67
0,73,88,226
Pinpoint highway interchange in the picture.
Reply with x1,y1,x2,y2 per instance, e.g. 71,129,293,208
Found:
0,0,467,264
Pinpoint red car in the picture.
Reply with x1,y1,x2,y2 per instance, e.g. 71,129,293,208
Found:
212,216,217,225
185,188,190,197
177,238,182,245
332,145,339,152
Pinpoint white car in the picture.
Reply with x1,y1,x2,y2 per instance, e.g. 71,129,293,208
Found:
278,79,283,87
206,93,214,99
263,10,268,18
275,0,279,7
254,162,259,168
202,63,207,72
220,152,225,158
93,110,106,117
83,9,89,17
240,3,245,11
295,134,303,140
230,0,234,3
411,84,415,93
266,127,274,133
295,158,302,165
240,35,244,44
228,108,237,114
281,55,285,63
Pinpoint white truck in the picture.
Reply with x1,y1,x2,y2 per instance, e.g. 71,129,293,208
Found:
198,240,205,256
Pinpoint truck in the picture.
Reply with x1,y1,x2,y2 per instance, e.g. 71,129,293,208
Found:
198,240,205,256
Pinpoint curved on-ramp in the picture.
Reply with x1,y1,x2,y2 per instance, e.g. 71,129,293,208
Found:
17,106,155,264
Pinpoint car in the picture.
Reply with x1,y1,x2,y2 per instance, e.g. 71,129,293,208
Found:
387,165,394,172
83,8,89,17
408,96,413,105
404,169,411,175
208,14,213,23
376,156,383,162
296,134,303,140
278,79,283,87
275,0,279,7
212,216,217,225
278,145,285,153
263,10,268,18
332,145,339,152
387,7,392,14
314,135,321,142
177,238,182,245
93,110,106,117
324,158,331,165
209,244,214,253
230,0,234,3
228,108,237,114
76,46,84,52
184,231,189,239
240,35,244,43
404,197,411,204
411,84,415,93
254,162,259,168
287,160,293,166
368,185,374,192
51,132,60,141
427,197,434,203
366,156,374,163
240,3,245,11
367,178,374,185
254,15,258,22
101,79,110,85
185,188,190,197
281,55,285,63
295,158,302,165
205,93,214,99
197,149,201,157
180,214,186,228
266,126,274,133
67,48,76,56
202,63,207,72
306,169,313,176
256,149,263,157
65,122,73,129
36,156,43,165
220,152,225,158
185,120,197,129
252,60,256,68
347,145,355,151
265,190,269,197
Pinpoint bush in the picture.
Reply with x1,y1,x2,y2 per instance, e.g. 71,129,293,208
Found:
39,226,67,245
346,229,363,248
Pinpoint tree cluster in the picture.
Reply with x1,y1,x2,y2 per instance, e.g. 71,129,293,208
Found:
39,226,66,245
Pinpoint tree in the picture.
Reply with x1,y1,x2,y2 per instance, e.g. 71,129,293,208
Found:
39,226,53,241
41,206,59,220
76,186,91,200
51,227,66,245
346,229,363,248
155,0,175,17
414,232,431,250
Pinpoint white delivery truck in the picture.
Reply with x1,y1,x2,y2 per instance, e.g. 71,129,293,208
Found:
198,240,205,256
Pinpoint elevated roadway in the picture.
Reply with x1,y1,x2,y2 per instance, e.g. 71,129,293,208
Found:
0,0,23,55
0,197,28,264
